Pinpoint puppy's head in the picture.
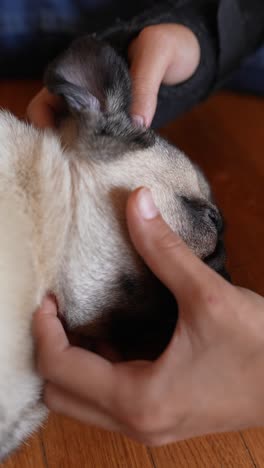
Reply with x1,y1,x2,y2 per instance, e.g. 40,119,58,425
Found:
46,37,228,358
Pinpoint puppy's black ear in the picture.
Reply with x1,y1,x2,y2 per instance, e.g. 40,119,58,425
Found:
44,36,131,121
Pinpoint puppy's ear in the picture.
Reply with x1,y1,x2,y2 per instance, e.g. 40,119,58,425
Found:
44,36,131,124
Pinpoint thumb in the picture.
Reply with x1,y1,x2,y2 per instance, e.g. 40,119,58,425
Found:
126,188,220,302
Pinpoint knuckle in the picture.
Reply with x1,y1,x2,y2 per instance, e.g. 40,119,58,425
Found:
195,281,222,307
129,409,157,435
139,25,170,45
141,433,169,447
126,397,164,435
193,281,229,326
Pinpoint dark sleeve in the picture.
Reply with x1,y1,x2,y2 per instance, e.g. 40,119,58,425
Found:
97,0,264,128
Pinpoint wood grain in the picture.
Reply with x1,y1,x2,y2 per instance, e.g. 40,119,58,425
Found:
0,82,263,467
241,429,264,467
41,414,154,468
1,434,46,468
150,433,256,468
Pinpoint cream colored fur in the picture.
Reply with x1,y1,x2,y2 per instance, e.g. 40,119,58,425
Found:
0,110,221,459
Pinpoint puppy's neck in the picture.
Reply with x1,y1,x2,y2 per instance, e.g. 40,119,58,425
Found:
0,113,73,295
29,130,73,292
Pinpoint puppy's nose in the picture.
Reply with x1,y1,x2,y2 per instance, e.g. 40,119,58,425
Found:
181,197,223,233
205,206,223,233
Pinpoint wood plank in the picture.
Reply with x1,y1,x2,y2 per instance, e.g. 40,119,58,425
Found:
241,429,264,468
150,433,255,468
41,414,154,468
0,433,46,468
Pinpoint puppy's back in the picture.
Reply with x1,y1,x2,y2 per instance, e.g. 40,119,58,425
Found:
0,193,47,459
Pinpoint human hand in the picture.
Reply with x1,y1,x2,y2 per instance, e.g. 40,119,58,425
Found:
27,24,200,129
128,24,200,127
33,188,264,445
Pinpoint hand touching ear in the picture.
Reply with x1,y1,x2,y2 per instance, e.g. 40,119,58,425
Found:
27,24,200,129
33,188,264,446
128,24,200,127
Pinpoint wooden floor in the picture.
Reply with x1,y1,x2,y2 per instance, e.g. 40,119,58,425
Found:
0,82,264,467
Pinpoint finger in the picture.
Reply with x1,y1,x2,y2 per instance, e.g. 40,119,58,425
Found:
33,297,116,407
27,88,63,128
128,25,200,127
126,188,227,302
33,296,69,351
128,31,170,127
44,383,123,433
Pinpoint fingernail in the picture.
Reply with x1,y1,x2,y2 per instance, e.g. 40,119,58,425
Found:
132,114,145,128
39,296,57,315
137,188,159,220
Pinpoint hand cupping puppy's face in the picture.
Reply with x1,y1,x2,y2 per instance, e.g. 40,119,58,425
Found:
45,37,228,357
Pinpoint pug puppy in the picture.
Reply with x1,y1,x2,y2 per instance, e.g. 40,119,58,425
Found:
0,37,227,460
